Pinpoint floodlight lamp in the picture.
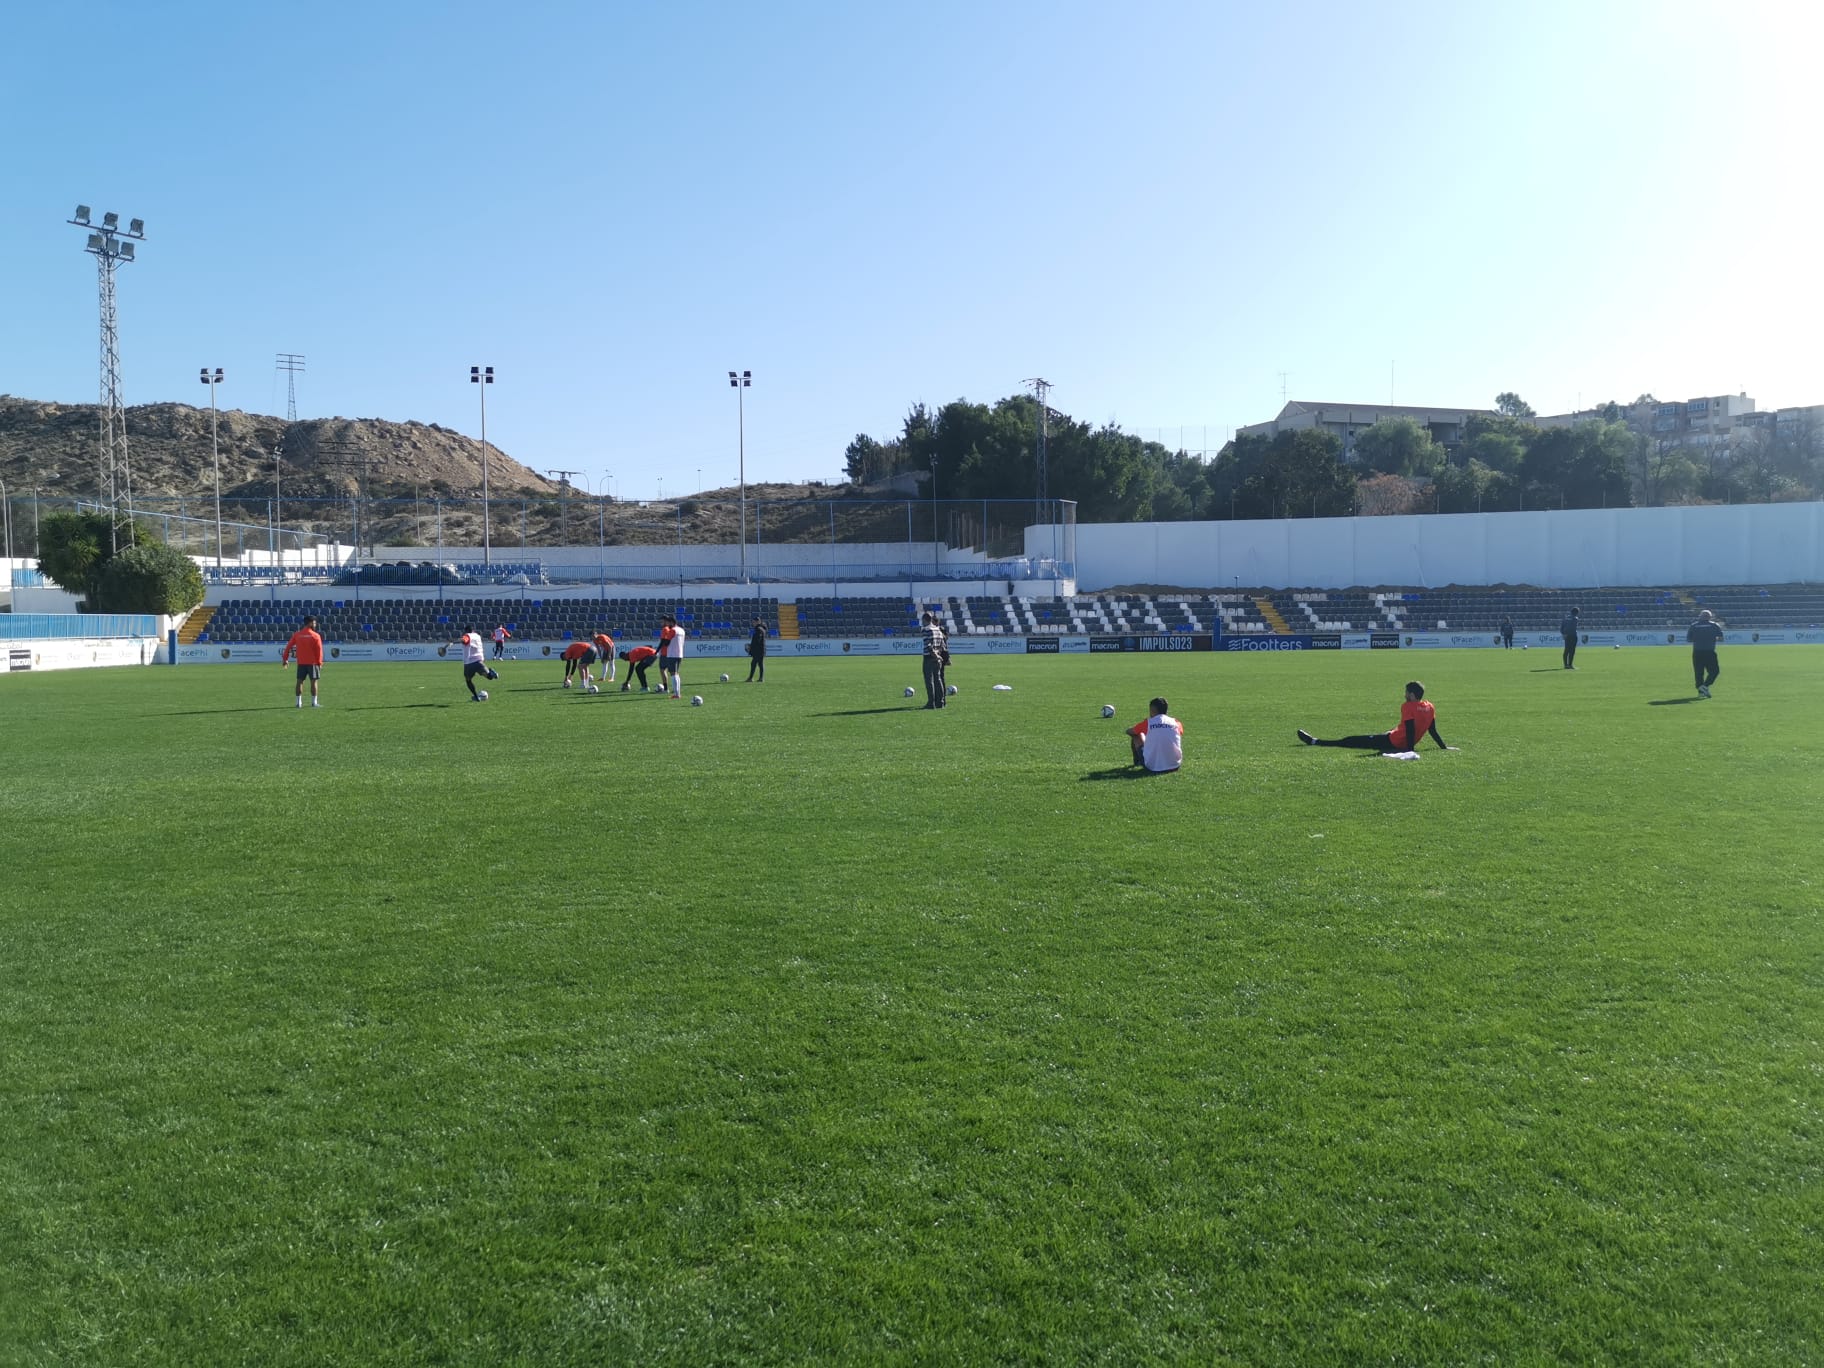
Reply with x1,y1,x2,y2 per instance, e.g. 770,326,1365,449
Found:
128,219,144,236
75,205,91,223
214,368,223,382
200,368,209,382
103,211,119,229
87,233,105,251
119,241,135,260
484,366,494,382
742,370,751,384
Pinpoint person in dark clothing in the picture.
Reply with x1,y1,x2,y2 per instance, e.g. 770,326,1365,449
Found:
746,617,768,682
1687,609,1724,697
1560,606,1581,669
1500,614,1515,649
920,611,949,708
1298,681,1455,753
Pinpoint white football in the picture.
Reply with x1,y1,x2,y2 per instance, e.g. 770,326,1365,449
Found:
720,673,730,683
1101,704,1116,718
1613,644,1621,650
946,684,957,697
690,695,703,707
586,682,599,694
563,678,572,689
1522,644,1529,650
477,690,489,700
904,686,915,697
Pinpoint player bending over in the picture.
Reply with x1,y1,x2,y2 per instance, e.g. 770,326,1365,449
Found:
560,640,600,687
1127,696,1184,773
592,632,617,683
620,644,659,691
1298,681,1455,752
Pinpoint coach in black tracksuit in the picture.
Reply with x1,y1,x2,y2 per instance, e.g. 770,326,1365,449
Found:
1688,610,1723,697
746,617,767,682
1560,606,1581,669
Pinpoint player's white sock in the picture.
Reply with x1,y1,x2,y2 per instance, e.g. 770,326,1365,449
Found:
312,699,320,707
295,697,302,708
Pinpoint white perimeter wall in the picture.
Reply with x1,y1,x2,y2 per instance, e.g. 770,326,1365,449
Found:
1061,502,1824,590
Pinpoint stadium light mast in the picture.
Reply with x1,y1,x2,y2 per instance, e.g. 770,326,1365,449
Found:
200,367,225,567
729,369,751,583
68,206,145,552
1026,377,1052,503
470,365,493,565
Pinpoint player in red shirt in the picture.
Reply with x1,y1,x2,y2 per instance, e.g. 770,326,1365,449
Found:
1297,681,1454,752
280,615,325,708
560,640,601,688
592,632,617,684
619,644,659,692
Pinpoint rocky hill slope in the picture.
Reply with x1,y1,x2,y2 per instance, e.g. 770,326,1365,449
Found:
0,396,558,502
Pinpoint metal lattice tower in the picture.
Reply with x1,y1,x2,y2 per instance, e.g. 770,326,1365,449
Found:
69,207,145,550
1026,377,1052,501
276,353,306,422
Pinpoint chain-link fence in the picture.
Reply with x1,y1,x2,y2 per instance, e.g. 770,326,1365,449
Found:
27,495,1076,587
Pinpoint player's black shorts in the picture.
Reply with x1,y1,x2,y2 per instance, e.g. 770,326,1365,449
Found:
295,664,321,681
464,661,488,680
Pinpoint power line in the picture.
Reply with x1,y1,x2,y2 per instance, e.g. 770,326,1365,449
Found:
276,353,306,423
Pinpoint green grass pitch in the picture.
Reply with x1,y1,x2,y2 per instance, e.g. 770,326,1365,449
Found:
3,648,1820,1364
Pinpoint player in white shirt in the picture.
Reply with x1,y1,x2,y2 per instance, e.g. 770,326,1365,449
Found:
657,614,687,699
1126,696,1184,773
450,630,500,701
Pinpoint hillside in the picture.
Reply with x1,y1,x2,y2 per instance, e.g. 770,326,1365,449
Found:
0,396,558,503
0,394,884,550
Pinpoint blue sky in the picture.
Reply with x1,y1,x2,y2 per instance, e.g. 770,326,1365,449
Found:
3,0,1816,499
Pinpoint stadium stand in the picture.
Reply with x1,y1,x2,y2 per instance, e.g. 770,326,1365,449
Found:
193,587,1824,645
200,597,782,645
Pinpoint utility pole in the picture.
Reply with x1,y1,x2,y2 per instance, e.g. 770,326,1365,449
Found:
1025,377,1052,502
319,440,373,562
68,206,145,551
275,353,306,422
548,469,581,546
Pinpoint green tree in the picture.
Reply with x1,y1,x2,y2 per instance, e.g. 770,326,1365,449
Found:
1522,421,1633,509
1464,431,1525,475
1495,391,1536,418
1353,417,1444,476
37,511,155,602
91,542,205,614
1213,428,1352,518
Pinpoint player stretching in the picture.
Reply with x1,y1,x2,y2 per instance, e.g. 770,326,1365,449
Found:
1298,681,1455,753
592,632,617,684
620,644,659,692
560,640,600,688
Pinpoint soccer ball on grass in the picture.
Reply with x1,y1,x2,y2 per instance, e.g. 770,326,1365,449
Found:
720,673,730,683
476,689,489,701
904,686,916,697
946,684,957,697
586,682,599,694
691,695,704,707
1101,704,1116,718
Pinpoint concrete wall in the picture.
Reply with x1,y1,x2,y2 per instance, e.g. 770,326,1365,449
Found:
1065,502,1824,590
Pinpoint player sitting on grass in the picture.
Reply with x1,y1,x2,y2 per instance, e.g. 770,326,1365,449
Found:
620,644,659,691
1298,681,1454,753
1127,696,1184,773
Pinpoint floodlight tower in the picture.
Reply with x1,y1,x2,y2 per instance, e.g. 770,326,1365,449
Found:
1026,377,1052,502
68,206,145,551
728,369,752,583
200,367,225,567
470,365,493,565
276,353,306,422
